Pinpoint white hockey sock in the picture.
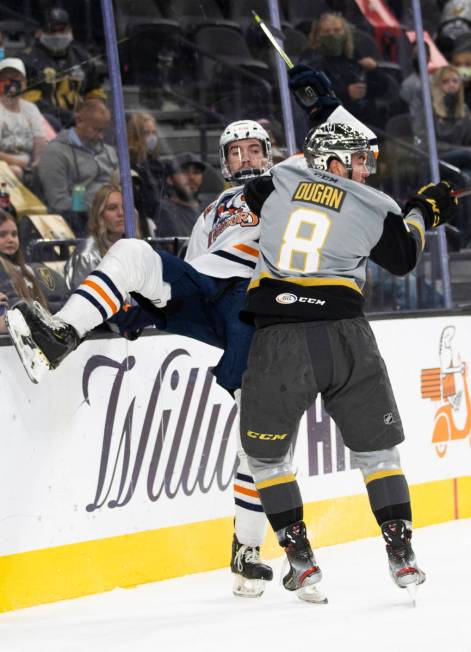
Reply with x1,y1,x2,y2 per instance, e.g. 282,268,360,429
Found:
234,452,268,548
233,389,268,547
56,239,171,337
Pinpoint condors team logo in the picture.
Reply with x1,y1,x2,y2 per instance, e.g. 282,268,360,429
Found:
420,326,471,457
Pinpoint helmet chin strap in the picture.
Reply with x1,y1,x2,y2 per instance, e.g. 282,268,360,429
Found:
232,167,263,181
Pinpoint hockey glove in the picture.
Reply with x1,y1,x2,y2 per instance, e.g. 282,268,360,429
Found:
404,180,459,230
288,64,341,116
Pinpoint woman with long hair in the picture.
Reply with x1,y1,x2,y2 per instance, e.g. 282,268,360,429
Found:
430,65,471,246
64,184,139,291
0,208,47,331
127,112,167,233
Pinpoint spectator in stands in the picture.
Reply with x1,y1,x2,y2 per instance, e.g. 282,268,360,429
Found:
0,58,47,181
20,7,106,130
298,13,393,128
64,184,132,291
38,99,118,234
127,112,167,226
450,34,471,108
436,0,471,59
399,42,431,136
154,153,206,238
0,208,47,332
430,65,471,245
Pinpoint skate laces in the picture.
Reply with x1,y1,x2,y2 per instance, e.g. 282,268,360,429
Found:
234,544,261,572
32,301,67,332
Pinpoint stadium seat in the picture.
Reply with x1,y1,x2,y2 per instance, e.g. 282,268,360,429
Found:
156,0,241,33
193,26,272,121
280,0,329,33
31,261,69,312
122,21,184,87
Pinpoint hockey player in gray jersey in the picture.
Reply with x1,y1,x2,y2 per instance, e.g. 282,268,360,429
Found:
5,119,275,598
239,121,459,603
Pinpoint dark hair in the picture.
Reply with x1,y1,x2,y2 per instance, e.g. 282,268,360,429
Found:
0,209,47,307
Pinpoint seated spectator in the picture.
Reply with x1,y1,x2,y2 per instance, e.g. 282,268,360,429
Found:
38,99,118,235
0,208,47,332
0,58,47,181
430,65,471,245
64,183,130,291
400,42,431,136
450,34,471,109
20,7,106,130
153,153,205,238
436,0,471,59
127,112,167,229
299,13,393,128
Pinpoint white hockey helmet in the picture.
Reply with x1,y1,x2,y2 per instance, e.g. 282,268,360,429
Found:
219,119,273,182
304,122,377,174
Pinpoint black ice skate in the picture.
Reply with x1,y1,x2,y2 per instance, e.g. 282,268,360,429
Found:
230,534,273,597
381,519,426,593
280,521,327,604
6,301,80,384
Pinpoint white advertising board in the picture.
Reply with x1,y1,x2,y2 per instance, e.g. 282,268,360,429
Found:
0,314,470,557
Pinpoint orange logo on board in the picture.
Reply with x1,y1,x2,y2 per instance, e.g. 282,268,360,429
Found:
420,326,471,457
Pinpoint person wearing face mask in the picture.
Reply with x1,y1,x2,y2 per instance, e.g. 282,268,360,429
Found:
0,58,47,181
450,34,471,110
127,112,167,229
19,7,106,130
427,65,471,246
298,13,393,129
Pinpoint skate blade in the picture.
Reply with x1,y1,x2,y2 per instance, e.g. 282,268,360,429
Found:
232,574,265,598
296,583,328,604
5,309,50,384
406,582,418,607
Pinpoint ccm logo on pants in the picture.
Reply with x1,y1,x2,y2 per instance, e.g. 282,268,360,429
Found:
246,431,288,441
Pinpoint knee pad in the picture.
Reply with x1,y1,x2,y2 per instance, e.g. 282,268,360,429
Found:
351,446,401,480
246,453,294,485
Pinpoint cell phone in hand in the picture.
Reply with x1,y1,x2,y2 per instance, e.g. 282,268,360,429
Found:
0,304,7,317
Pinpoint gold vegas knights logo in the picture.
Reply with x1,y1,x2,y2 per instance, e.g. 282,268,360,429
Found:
420,326,471,457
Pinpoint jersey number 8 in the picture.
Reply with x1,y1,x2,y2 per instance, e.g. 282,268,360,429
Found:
277,208,331,273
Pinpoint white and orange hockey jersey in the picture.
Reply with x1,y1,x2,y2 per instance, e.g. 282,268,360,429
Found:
185,184,260,279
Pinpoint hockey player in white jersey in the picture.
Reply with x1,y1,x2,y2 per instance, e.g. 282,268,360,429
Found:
5,119,274,597
239,119,459,603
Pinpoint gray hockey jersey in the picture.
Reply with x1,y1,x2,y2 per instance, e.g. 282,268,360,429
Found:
243,155,425,321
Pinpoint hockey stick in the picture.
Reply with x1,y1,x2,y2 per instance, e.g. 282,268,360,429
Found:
251,10,316,99
451,187,471,198
251,10,294,68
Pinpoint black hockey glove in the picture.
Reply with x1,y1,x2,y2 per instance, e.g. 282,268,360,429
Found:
404,180,459,230
288,64,341,116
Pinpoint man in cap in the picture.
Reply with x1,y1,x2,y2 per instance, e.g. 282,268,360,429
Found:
154,152,207,237
0,57,46,179
20,7,106,129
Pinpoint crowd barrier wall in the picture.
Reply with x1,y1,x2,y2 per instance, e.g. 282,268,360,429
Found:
1,314,470,611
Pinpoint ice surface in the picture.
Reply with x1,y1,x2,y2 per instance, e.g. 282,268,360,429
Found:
1,519,470,652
